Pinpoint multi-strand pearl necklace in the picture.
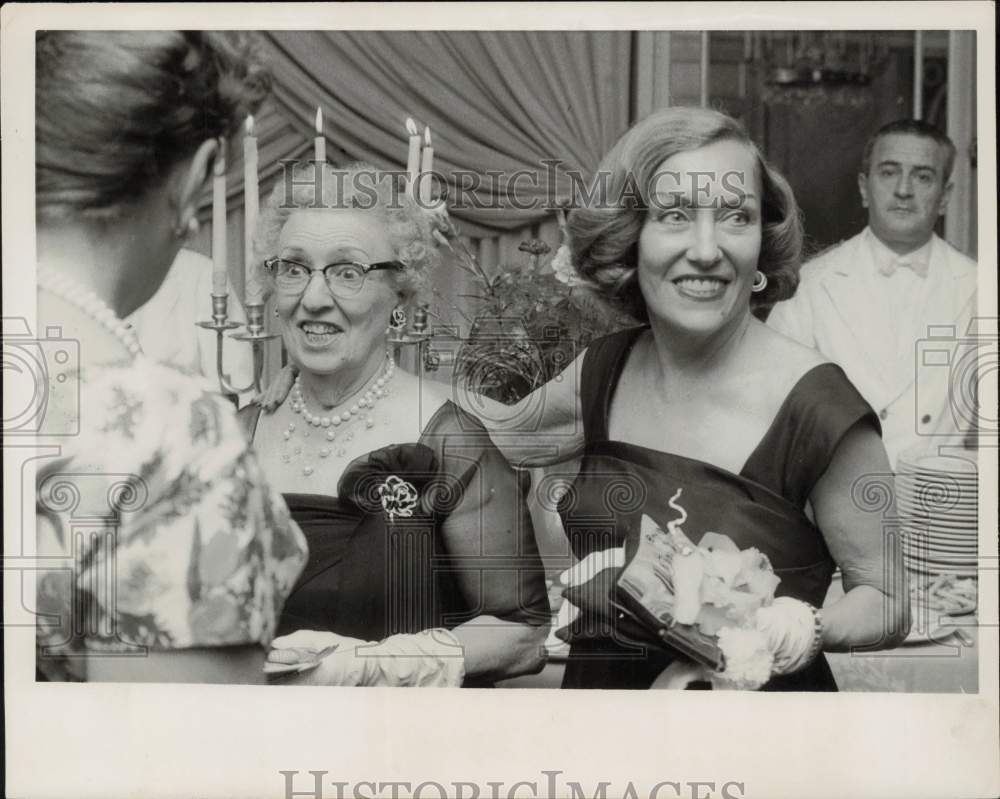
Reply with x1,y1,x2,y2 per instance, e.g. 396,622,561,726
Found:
36,268,142,358
282,351,396,476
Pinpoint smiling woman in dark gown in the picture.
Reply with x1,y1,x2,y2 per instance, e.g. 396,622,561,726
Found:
243,162,549,687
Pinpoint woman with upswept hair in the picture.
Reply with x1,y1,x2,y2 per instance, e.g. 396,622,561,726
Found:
35,31,307,684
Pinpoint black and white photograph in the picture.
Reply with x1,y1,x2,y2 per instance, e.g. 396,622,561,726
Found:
3,4,997,798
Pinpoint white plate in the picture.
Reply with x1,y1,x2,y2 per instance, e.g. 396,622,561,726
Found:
903,551,977,565
897,453,978,474
903,538,979,555
905,549,978,561
263,660,324,676
903,546,977,560
896,482,978,496
899,622,973,647
897,505,978,520
903,536,978,549
263,644,339,676
896,486,978,501
904,552,978,563
904,565,977,577
903,533,978,547
898,494,978,505
901,511,979,523
897,483,978,497
902,528,979,543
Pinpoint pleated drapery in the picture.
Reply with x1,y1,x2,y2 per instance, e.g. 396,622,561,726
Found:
211,31,632,235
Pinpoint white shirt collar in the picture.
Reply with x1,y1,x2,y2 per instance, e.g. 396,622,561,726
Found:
864,227,933,275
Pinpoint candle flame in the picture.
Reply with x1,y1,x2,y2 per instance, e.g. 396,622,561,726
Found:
424,126,432,146
406,117,418,136
245,114,255,136
315,106,323,133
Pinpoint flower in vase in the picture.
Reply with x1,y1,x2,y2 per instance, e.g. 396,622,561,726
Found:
550,244,586,286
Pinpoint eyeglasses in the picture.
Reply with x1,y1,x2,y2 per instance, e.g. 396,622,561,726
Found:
263,257,404,297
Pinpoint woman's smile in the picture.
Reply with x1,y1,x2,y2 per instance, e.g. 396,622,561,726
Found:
297,319,345,348
671,275,731,301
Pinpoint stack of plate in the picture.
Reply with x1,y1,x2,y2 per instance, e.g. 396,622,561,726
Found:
897,450,978,577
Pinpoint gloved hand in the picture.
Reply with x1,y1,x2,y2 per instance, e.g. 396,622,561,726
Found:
268,629,466,687
753,596,821,675
558,547,625,588
651,598,821,690
253,364,297,412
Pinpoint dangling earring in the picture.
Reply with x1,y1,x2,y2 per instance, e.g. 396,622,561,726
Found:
274,308,280,317
751,271,768,293
173,215,200,240
388,306,407,333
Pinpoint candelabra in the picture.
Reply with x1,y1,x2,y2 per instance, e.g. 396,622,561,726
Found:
197,296,278,396
387,304,432,371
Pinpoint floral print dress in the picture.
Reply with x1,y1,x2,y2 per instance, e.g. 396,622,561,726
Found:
35,358,308,681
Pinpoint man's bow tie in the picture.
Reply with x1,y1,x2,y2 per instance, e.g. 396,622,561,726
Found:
878,256,929,278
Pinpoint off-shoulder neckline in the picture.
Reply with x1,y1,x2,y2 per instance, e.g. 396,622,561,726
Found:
594,326,844,478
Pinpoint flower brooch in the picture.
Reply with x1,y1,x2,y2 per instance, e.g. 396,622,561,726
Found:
378,475,419,522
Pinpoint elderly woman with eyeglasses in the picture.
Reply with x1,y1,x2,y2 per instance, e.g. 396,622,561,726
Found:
239,162,549,687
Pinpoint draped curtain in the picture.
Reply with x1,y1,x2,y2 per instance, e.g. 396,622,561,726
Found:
191,31,634,379
256,31,632,234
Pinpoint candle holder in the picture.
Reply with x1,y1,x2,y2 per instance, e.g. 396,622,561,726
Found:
387,304,432,366
198,296,278,396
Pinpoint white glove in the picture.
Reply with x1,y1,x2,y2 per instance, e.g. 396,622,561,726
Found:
268,629,466,687
754,596,821,675
559,546,625,588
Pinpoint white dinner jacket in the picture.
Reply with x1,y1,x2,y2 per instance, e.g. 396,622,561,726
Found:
767,229,978,467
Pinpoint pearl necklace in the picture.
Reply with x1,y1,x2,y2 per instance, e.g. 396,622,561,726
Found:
282,352,396,476
37,268,142,358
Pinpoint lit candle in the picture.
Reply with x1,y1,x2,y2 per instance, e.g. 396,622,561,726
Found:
243,115,262,305
314,106,326,164
419,126,434,204
405,117,421,195
211,137,228,297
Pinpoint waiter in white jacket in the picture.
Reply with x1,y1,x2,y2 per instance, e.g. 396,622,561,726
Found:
767,120,978,468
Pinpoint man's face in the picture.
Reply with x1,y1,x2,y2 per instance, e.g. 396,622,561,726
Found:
858,133,953,252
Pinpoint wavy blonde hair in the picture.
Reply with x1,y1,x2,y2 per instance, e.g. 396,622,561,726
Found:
567,106,803,322
254,161,439,302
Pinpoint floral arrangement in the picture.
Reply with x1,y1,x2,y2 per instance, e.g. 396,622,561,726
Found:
617,490,781,689
425,202,630,403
